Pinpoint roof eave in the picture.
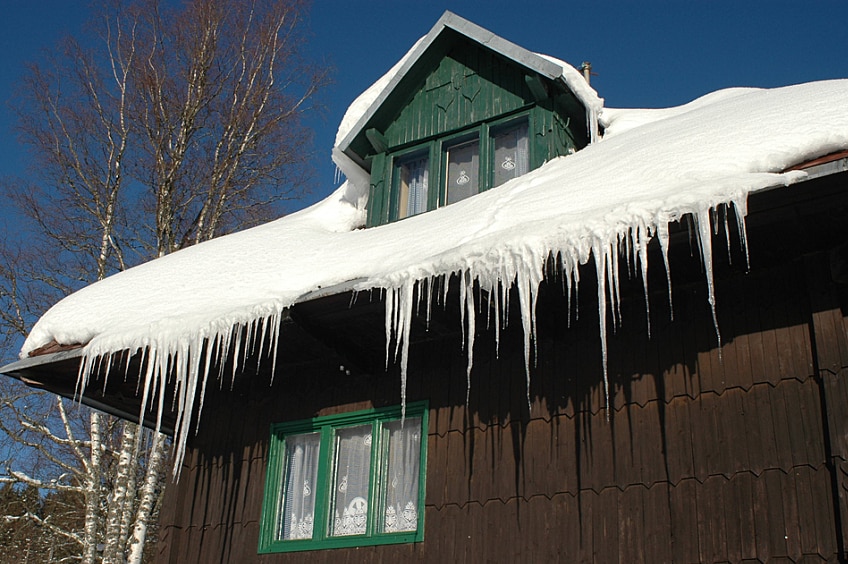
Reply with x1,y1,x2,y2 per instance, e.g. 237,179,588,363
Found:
0,349,177,435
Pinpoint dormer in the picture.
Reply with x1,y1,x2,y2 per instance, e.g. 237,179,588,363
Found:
334,12,599,227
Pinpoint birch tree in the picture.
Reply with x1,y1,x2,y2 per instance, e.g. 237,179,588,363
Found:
0,0,326,561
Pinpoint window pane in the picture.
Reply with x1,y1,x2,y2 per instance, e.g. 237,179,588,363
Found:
397,155,429,219
493,121,529,187
381,417,422,533
330,425,373,536
279,432,321,540
446,139,479,205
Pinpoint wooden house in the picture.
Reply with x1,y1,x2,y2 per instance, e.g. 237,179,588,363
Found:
4,12,848,563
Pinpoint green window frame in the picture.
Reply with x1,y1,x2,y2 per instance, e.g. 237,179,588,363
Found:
258,402,428,553
383,112,535,223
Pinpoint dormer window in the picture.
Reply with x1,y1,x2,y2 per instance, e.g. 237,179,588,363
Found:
343,16,593,228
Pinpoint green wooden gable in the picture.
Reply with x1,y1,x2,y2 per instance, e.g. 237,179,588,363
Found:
336,12,593,227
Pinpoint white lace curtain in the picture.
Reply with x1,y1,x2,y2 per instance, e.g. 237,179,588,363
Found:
331,425,373,536
280,432,321,540
277,418,422,541
405,157,429,217
382,417,421,533
493,122,529,187
446,140,480,205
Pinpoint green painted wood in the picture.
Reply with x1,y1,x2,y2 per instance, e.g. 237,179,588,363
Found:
366,128,388,153
356,35,591,227
367,153,388,228
384,43,533,149
524,74,548,102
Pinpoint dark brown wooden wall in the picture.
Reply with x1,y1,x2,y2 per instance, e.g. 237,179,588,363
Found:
154,177,848,563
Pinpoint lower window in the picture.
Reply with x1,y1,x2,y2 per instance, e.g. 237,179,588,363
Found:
259,402,428,553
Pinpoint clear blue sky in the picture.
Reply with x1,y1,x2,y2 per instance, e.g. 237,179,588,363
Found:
1,0,846,207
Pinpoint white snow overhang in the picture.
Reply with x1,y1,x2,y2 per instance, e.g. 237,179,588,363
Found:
335,10,595,173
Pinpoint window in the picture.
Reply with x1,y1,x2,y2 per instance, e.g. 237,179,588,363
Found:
492,120,529,187
396,154,429,219
259,402,428,553
384,116,532,223
445,137,480,205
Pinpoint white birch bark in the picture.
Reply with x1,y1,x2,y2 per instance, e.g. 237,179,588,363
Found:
83,412,103,564
127,431,168,564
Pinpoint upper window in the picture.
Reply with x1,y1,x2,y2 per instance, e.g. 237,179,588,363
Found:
492,120,529,187
396,154,429,220
445,137,480,205
389,115,531,222
258,402,428,553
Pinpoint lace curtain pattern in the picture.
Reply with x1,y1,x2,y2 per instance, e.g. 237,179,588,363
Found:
399,156,429,218
331,425,373,536
446,139,480,204
382,417,421,533
279,432,321,540
274,415,422,544
493,122,529,187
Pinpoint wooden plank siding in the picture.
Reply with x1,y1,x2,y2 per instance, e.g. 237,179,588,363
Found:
383,44,531,149
155,177,848,562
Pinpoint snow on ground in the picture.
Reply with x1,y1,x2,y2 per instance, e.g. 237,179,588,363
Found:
18,78,848,472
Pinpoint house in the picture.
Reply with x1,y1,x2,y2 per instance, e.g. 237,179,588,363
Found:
4,11,848,562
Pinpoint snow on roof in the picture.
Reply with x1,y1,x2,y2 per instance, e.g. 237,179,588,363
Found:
17,78,848,472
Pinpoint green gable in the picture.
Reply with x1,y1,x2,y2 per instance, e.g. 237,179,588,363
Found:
337,13,592,228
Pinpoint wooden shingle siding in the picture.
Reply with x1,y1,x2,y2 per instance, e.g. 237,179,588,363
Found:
155,176,848,562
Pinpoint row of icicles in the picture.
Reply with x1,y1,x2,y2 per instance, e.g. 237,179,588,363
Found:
76,200,748,477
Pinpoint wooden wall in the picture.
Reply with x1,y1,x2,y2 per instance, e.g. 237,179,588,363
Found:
154,177,848,562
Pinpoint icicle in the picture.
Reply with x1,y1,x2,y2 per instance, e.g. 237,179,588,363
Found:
230,326,243,391
721,204,732,266
693,209,722,350
656,220,674,321
196,336,216,433
500,271,511,329
514,252,542,411
440,275,450,309
609,240,622,331
425,276,435,327
571,254,580,323
397,280,416,421
459,272,468,351
493,279,502,356
636,223,652,339
384,288,395,370
268,310,283,385
732,197,751,271
587,106,600,144
463,271,476,406
593,240,610,417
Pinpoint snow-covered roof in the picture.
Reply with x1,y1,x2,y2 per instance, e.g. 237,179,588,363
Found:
9,65,848,471
23,78,848,358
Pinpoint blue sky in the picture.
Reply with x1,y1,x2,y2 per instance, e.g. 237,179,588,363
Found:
1,0,846,207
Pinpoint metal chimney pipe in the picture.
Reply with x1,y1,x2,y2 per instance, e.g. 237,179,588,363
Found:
580,62,592,85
